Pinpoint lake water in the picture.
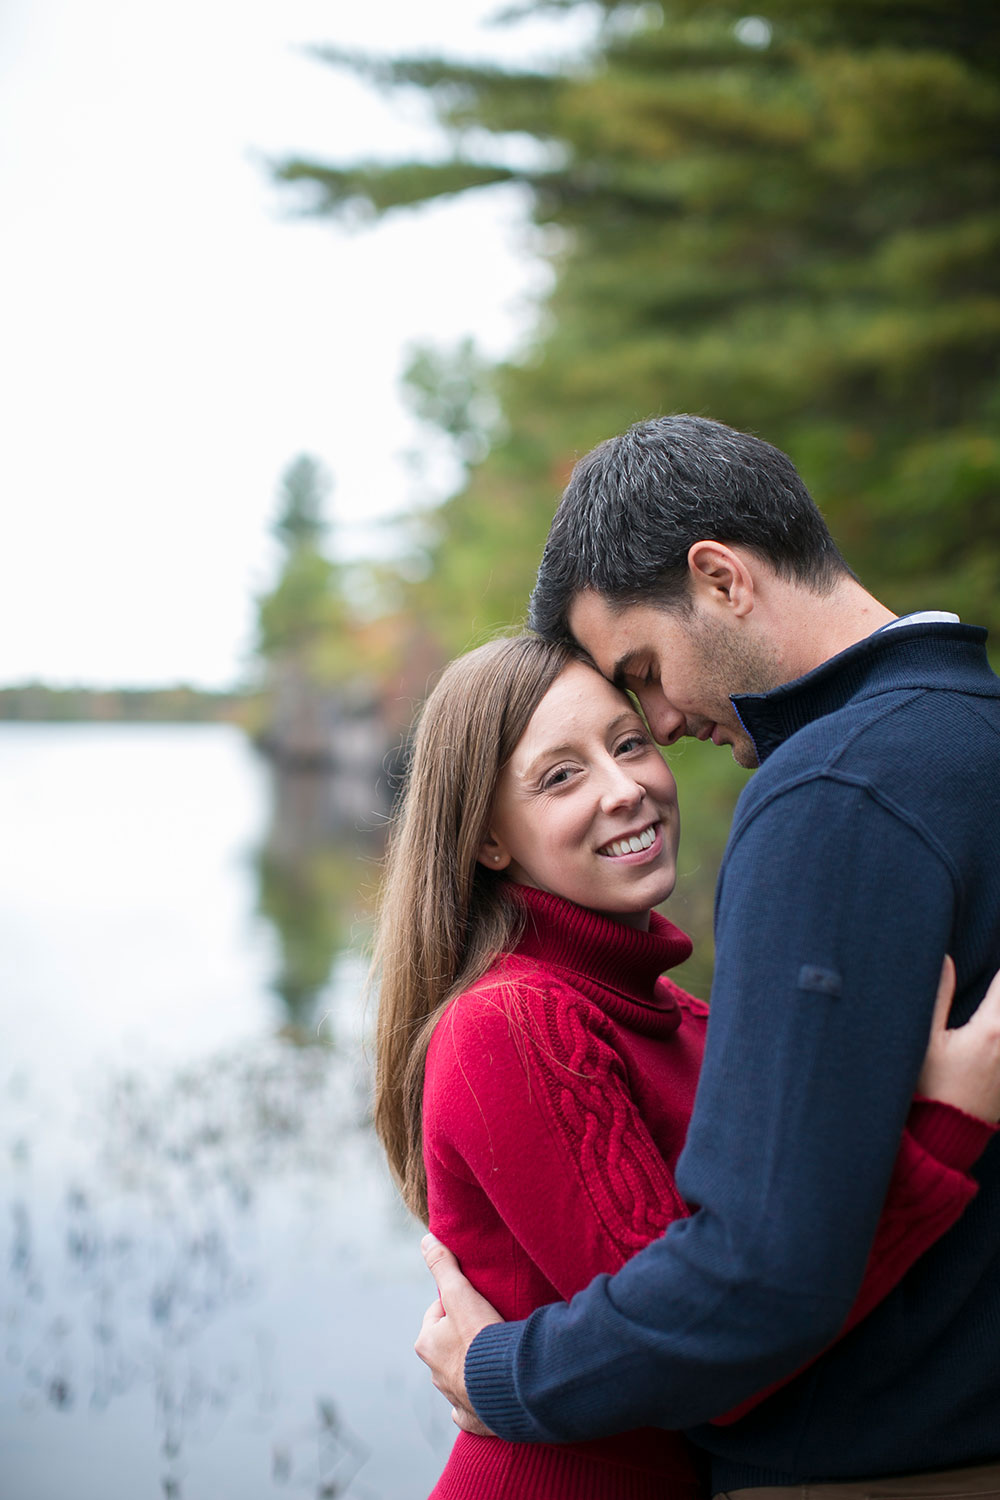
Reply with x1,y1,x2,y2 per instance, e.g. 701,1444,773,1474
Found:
0,725,454,1500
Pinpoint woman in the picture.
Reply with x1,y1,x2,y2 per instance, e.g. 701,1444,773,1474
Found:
372,635,999,1500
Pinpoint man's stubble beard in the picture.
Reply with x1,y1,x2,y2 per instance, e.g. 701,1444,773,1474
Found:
690,614,784,767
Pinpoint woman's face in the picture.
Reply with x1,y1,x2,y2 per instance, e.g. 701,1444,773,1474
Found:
480,660,680,930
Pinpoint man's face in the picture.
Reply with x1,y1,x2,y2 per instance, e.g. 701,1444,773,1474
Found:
567,589,778,768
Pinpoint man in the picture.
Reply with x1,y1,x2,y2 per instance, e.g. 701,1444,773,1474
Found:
416,415,1000,1493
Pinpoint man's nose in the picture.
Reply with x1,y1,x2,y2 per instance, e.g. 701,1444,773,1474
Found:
638,692,687,747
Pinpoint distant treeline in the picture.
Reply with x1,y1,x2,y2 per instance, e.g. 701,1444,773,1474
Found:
0,683,250,724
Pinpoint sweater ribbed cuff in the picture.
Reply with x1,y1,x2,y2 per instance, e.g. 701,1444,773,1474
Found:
908,1095,998,1173
466,1321,547,1444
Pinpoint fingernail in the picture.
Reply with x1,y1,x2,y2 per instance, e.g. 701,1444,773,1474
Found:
421,1233,438,1253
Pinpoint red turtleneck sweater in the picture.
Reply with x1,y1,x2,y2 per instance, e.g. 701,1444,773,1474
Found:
422,886,992,1500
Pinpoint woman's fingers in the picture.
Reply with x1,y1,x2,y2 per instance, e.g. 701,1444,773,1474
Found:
917,956,957,1102
976,962,1000,1031
928,955,957,1038
918,957,1000,1123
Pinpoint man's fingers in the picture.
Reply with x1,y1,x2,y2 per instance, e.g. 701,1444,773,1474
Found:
421,1233,461,1293
416,1295,448,1351
414,1234,504,1432
421,1232,449,1263
414,1296,448,1377
418,1295,445,1337
421,1234,504,1328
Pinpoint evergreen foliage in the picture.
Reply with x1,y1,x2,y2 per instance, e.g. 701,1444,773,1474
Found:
276,0,1000,653
273,1,1000,986
271,454,331,551
256,454,360,680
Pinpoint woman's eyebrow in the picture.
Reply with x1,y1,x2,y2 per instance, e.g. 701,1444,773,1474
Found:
518,744,574,780
606,710,641,733
519,713,640,778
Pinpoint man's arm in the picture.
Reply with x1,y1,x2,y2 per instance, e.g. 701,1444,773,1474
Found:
460,783,960,1441
416,1100,995,1433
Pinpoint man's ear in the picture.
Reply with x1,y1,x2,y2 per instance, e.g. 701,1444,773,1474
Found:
477,832,512,871
686,541,756,618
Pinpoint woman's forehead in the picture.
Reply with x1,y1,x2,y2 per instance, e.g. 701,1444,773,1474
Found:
513,662,637,760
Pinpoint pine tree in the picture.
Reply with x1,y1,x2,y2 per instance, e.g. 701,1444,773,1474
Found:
272,453,331,552
256,454,356,674
275,0,1000,648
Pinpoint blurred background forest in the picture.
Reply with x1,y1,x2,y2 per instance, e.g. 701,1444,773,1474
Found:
261,0,1000,997
3,2,998,1496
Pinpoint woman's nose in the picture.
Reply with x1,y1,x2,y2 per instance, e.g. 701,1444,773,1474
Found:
600,762,645,811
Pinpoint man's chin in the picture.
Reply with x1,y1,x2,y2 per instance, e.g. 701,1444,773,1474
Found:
731,739,759,769
692,723,758,768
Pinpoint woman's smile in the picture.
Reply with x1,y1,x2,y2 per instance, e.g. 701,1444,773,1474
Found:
597,821,662,860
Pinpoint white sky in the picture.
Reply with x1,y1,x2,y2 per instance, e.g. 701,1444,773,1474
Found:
0,0,591,688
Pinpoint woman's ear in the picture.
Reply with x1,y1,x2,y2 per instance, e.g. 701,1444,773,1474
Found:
477,832,512,871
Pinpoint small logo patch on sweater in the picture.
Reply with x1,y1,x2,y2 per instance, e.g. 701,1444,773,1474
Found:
798,964,842,997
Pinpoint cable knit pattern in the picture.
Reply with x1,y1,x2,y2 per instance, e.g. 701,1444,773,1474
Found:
515,982,690,1257
423,884,993,1500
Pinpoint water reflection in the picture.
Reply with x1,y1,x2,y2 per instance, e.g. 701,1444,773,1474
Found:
253,763,387,1041
0,726,449,1499
7,1032,395,1495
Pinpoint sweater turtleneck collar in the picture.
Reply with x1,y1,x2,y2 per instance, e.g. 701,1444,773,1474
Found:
505,883,693,1036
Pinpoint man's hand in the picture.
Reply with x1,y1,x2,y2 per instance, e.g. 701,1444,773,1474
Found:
415,1234,505,1435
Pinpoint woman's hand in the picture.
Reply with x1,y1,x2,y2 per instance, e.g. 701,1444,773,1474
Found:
918,957,1000,1123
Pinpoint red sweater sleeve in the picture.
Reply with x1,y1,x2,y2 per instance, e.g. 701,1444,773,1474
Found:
425,976,691,1300
715,1095,996,1424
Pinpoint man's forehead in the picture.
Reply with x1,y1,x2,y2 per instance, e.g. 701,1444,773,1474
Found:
568,591,664,669
564,591,611,671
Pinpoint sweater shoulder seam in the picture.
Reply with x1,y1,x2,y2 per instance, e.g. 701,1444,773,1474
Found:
730,767,962,896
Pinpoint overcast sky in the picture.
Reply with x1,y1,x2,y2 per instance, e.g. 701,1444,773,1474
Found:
0,0,590,687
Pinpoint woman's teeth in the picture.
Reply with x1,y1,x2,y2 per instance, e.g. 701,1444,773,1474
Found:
599,824,657,858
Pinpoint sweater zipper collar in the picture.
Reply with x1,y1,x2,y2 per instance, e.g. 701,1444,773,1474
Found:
731,620,989,766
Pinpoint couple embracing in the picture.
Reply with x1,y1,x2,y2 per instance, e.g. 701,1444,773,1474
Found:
372,416,1000,1499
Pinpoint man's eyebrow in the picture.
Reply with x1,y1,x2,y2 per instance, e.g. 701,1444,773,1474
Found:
612,650,646,690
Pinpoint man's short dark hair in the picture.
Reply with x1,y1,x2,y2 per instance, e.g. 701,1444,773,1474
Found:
529,414,854,643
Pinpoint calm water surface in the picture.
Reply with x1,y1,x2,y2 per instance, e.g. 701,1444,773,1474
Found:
0,725,453,1500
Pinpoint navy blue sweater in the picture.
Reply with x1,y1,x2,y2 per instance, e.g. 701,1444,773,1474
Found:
465,621,1000,1484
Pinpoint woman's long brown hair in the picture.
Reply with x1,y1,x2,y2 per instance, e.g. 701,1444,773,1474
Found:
372,634,575,1222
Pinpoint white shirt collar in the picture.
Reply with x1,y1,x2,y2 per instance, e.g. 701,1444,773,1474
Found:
880,610,960,633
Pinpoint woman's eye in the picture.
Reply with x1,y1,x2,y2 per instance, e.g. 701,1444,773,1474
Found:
541,767,572,790
616,734,648,756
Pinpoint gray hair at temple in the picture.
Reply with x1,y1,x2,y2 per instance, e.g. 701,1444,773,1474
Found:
528,414,855,644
